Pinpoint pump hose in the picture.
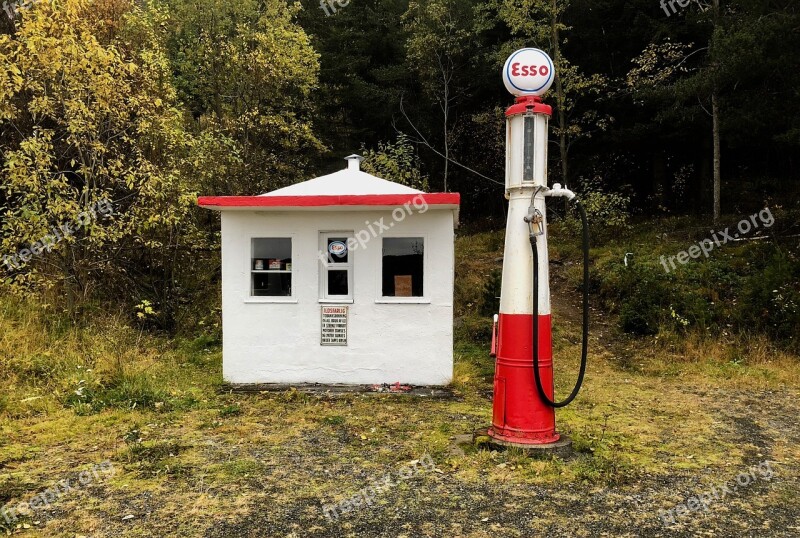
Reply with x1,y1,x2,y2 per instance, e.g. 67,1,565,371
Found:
530,199,589,408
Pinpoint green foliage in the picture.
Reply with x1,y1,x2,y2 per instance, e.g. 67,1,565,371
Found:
361,133,430,190
0,0,200,312
600,261,672,336
590,213,800,347
219,404,242,418
480,268,502,317
739,249,800,341
563,181,630,242
0,0,324,329
597,254,725,336
160,0,324,194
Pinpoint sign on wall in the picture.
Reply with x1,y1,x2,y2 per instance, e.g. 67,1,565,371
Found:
321,306,348,346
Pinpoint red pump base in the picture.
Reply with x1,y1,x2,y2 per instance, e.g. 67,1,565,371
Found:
488,313,560,445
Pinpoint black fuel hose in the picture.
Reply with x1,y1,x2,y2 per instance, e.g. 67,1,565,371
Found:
531,199,589,408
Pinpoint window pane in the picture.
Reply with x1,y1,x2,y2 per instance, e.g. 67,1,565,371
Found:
252,238,292,296
253,238,292,270
327,270,349,296
327,238,349,263
252,273,292,296
382,238,424,297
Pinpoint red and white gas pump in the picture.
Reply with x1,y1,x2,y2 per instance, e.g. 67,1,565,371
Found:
488,48,590,447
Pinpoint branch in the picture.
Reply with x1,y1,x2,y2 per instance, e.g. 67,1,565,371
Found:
398,96,504,188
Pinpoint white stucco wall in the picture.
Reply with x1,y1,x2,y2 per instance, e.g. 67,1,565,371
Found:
220,208,455,386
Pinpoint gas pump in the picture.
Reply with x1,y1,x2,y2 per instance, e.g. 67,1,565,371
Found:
487,48,590,447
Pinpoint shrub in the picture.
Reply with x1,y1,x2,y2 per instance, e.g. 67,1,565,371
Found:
361,133,429,191
562,180,631,243
738,249,800,343
598,260,672,335
455,316,493,344
480,269,502,317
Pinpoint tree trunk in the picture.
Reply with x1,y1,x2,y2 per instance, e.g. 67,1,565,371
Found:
441,57,450,192
711,0,721,223
552,0,568,185
443,107,449,192
712,87,721,223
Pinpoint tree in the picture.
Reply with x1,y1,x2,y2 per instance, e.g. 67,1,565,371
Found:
296,0,411,167
485,0,609,185
360,133,430,191
404,0,477,192
0,0,202,307
626,0,800,221
161,0,323,194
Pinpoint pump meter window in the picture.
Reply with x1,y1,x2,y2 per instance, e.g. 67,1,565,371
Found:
251,238,292,297
382,238,424,297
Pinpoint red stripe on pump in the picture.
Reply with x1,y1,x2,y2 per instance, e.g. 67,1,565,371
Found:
489,313,559,444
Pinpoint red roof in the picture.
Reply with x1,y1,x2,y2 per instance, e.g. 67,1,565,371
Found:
197,193,460,210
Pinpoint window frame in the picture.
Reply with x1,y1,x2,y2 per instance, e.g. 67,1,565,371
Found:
375,234,430,304
245,236,297,304
319,231,355,303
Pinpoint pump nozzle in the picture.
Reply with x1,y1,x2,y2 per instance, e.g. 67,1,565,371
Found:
524,208,544,237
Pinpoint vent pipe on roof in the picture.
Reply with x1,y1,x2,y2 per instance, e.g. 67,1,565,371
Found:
345,154,364,171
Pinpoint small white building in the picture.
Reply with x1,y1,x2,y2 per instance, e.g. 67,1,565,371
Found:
198,156,460,386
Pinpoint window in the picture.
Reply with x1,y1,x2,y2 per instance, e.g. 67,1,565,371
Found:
320,233,353,301
382,237,424,297
251,238,292,297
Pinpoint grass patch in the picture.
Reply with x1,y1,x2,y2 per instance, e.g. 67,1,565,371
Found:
121,440,189,477
218,404,242,418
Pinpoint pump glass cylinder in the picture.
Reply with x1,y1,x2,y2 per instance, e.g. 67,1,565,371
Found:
523,115,535,182
505,113,549,191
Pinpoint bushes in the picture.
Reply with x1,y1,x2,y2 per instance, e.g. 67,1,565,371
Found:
598,260,674,336
480,269,502,317
561,181,631,243
739,249,800,342
597,254,742,336
592,229,799,348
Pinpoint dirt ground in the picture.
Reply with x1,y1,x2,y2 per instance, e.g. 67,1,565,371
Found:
197,290,800,538
194,391,800,538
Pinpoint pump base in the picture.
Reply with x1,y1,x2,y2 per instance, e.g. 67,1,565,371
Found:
486,427,560,445
478,428,572,453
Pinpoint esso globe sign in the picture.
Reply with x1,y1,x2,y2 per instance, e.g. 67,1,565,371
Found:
502,48,555,97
